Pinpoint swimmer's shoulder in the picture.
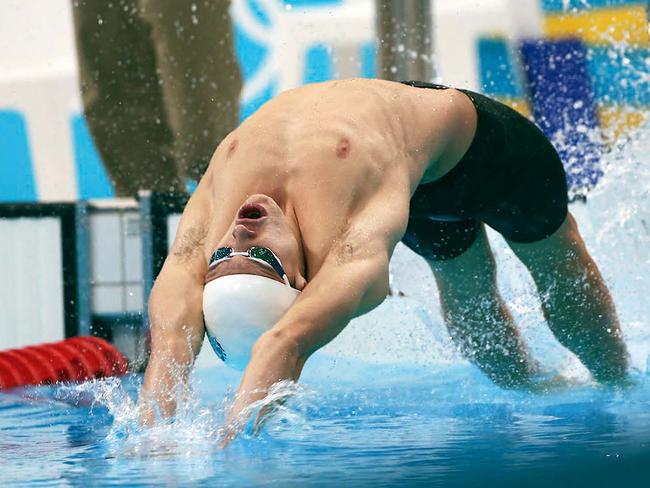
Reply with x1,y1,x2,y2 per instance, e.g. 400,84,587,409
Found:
272,78,390,98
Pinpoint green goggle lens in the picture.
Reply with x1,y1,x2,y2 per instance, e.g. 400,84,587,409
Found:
209,246,287,284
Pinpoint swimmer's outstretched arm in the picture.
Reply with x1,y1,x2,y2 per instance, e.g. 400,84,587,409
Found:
221,234,393,445
139,193,210,424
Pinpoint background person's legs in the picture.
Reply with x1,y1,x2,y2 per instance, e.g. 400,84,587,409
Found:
141,0,243,184
72,0,184,196
427,225,539,388
506,213,629,384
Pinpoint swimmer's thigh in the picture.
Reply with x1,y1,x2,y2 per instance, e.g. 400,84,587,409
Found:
142,0,243,182
404,222,535,385
402,216,481,263
402,218,500,313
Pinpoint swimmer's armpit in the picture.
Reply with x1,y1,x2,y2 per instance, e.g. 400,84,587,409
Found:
172,222,208,262
333,224,377,265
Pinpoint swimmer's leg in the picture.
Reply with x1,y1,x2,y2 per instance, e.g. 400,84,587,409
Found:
428,225,538,388
141,0,243,182
71,0,184,196
506,213,629,384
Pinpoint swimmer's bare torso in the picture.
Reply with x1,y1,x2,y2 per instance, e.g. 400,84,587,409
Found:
140,78,477,431
142,78,629,438
194,78,476,290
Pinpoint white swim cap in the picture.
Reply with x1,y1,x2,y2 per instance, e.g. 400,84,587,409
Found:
203,274,301,370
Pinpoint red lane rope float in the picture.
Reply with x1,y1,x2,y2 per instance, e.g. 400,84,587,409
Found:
0,337,128,390
75,336,128,375
26,345,75,383
0,355,21,389
16,347,58,385
66,338,111,377
1,350,40,385
56,343,93,381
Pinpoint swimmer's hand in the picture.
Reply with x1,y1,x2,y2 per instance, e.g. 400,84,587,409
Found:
218,331,302,448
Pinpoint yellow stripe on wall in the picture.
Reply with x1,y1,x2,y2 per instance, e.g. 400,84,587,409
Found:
545,6,648,46
498,98,532,119
598,106,647,141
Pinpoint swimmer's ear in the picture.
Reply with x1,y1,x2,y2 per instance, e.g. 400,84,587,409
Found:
294,273,308,291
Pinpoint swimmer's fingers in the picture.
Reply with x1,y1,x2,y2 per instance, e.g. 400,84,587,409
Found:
218,425,238,449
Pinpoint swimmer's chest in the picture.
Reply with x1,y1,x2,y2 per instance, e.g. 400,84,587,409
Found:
212,130,392,206
209,145,402,273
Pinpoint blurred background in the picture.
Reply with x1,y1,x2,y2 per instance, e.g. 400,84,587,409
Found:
0,0,648,368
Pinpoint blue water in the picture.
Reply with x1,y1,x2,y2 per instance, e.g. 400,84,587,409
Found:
2,359,650,487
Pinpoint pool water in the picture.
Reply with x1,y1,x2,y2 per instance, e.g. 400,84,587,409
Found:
4,87,650,488
2,361,650,487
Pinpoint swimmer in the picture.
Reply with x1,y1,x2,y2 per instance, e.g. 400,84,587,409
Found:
138,79,629,440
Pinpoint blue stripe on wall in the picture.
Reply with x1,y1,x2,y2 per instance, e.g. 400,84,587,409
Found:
246,0,272,27
234,3,275,119
304,44,333,84
542,0,646,12
588,47,650,106
283,0,342,6
520,39,603,192
360,41,376,78
241,79,278,121
0,110,37,202
71,115,114,199
234,12,270,84
477,38,523,98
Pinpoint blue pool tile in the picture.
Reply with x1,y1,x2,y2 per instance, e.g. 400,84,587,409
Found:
71,115,114,200
0,110,37,202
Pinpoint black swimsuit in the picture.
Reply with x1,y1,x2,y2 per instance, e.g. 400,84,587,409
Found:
400,81,569,261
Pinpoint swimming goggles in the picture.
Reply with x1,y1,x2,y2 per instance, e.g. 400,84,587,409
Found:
208,246,290,286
